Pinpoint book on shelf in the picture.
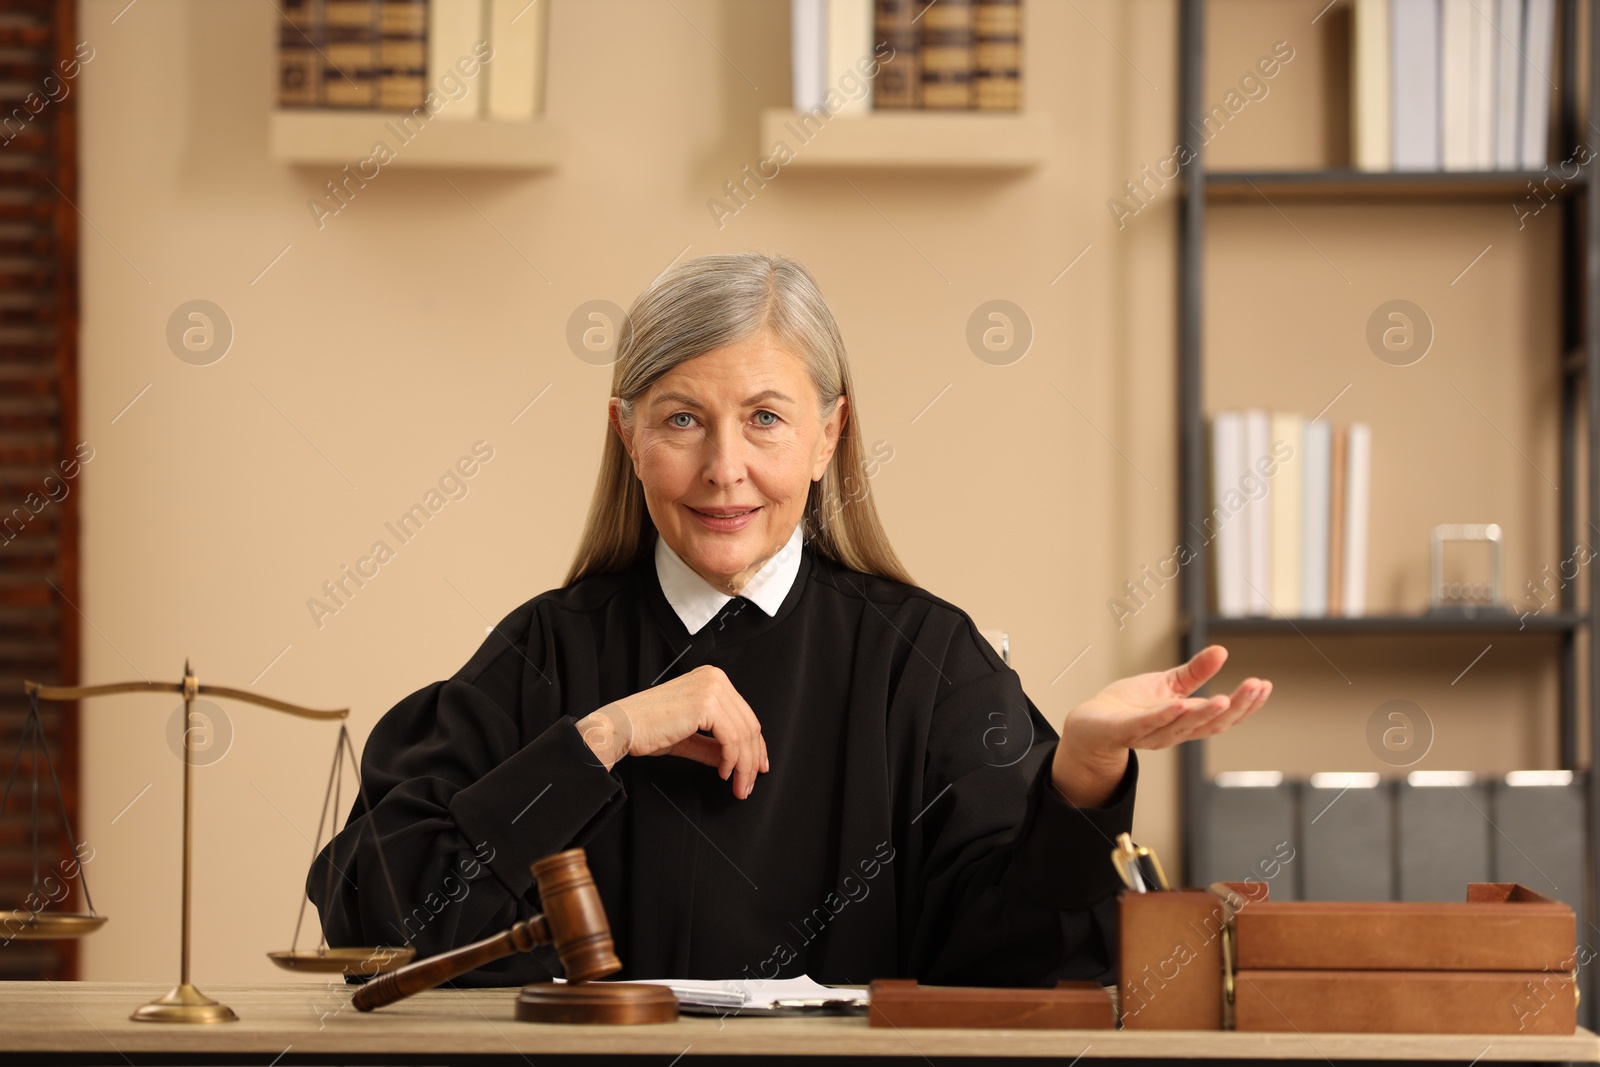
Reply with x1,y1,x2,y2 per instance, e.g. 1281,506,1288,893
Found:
1438,0,1494,170
873,0,919,108
792,0,874,113
1351,0,1391,170
791,0,1023,113
1211,412,1248,618
1300,419,1331,616
429,0,486,120
1492,0,1522,168
278,0,323,107
1269,411,1305,616
1519,0,1555,169
1389,0,1440,170
919,0,975,109
1342,423,1371,615
1328,423,1347,615
1243,410,1271,615
379,0,427,111
324,0,381,108
486,0,548,120
792,0,828,112
974,0,1022,110
1354,0,1555,172
276,0,541,117
1209,410,1370,620
828,0,874,115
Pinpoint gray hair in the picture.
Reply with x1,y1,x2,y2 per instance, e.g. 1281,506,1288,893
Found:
566,252,912,587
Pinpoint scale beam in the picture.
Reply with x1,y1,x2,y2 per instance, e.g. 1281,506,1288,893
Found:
24,679,347,721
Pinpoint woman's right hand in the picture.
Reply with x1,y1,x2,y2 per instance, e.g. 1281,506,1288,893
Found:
575,665,769,799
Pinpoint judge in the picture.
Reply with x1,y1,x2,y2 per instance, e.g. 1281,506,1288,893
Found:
309,252,1272,987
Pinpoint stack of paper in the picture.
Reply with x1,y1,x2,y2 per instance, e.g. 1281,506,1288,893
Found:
639,974,870,1010
557,974,870,1013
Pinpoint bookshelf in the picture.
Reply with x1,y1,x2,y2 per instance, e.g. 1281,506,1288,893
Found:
756,109,1047,170
1175,0,1599,1027
268,112,559,170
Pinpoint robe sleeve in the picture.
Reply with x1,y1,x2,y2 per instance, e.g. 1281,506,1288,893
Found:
306,602,627,980
905,620,1137,987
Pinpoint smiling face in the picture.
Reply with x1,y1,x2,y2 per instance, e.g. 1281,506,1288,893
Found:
610,332,847,596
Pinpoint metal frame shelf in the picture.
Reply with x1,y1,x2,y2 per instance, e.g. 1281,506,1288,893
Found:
1174,0,1598,1027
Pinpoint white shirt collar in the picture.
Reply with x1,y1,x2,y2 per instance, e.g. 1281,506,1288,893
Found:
654,522,804,635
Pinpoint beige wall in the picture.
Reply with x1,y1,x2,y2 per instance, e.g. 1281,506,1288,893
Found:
67,0,1573,986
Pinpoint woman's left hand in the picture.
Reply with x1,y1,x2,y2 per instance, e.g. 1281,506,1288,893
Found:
1051,644,1271,807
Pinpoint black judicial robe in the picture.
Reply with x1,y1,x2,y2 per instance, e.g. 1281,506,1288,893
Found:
309,538,1138,987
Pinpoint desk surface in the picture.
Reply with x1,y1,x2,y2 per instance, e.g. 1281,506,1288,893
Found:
0,982,1595,1064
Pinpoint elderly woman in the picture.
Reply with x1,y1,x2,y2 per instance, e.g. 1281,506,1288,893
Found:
309,252,1271,987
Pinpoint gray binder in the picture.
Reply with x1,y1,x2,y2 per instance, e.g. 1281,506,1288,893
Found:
1396,772,1492,901
1195,773,1299,900
1490,771,1589,1028
1299,774,1393,901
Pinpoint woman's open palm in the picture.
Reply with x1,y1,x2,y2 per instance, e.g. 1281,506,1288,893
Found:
1063,644,1272,756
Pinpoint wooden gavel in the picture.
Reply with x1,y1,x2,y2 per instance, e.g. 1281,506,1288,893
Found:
352,848,620,1012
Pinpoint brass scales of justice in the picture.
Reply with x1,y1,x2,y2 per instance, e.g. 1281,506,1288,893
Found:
7,661,417,1023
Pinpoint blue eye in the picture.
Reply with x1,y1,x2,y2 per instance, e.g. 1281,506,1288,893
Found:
753,410,778,427
669,412,695,428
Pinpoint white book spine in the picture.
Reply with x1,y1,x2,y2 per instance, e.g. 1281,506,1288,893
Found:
1300,420,1332,617
1440,0,1473,170
1353,0,1392,171
1211,412,1246,618
792,0,828,112
1245,410,1272,616
1520,0,1555,168
1470,0,1496,169
486,0,546,120
1493,0,1523,168
825,0,873,114
1342,423,1372,617
1269,412,1305,617
429,0,488,120
1391,0,1441,170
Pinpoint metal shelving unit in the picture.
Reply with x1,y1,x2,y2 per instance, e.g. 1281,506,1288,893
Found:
1175,0,1599,1027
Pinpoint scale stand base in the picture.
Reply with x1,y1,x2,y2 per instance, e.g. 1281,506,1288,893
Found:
130,983,239,1024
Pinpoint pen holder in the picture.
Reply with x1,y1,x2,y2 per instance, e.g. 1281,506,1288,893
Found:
1117,889,1230,1030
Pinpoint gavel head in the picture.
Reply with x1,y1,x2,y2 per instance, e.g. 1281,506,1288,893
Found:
530,849,622,984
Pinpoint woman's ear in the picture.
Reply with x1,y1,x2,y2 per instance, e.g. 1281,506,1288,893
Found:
812,393,848,480
608,397,636,465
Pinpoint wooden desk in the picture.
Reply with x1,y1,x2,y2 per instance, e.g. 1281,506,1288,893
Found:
0,982,1594,1066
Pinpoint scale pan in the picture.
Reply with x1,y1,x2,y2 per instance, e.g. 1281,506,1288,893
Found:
268,946,415,975
0,911,107,939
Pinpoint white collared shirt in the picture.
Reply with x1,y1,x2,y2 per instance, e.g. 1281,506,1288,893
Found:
654,522,804,635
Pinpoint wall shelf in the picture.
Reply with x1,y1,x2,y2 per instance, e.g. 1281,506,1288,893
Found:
756,109,1047,170
269,111,559,170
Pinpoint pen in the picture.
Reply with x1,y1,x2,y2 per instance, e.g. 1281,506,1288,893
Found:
1112,832,1170,892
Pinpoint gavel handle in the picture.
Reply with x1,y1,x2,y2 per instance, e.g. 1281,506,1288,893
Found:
352,915,552,1012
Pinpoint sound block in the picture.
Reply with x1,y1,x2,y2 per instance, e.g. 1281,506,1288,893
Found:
515,982,680,1025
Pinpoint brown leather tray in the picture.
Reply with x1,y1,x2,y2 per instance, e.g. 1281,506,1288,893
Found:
1233,968,1577,1034
867,980,1114,1029
1213,881,1576,972
1115,882,1579,1034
